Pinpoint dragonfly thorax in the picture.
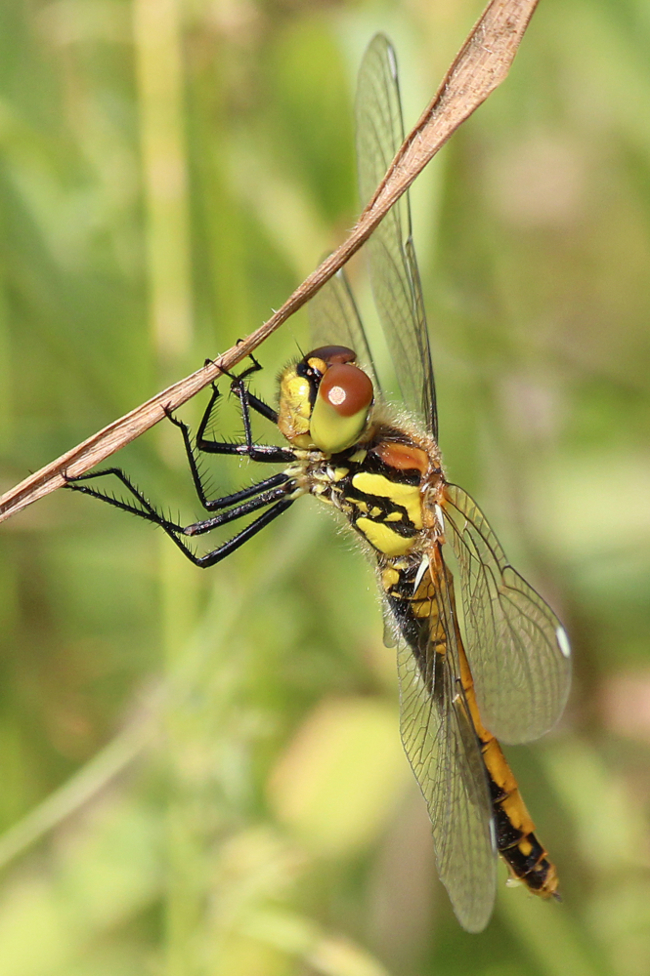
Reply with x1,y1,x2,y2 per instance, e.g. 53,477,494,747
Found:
277,345,374,454
299,423,441,560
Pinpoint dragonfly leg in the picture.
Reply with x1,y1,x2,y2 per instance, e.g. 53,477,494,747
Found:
66,467,298,567
65,468,185,533
184,477,298,537
165,401,292,511
194,379,289,463
67,353,299,561
209,348,264,387
189,495,296,567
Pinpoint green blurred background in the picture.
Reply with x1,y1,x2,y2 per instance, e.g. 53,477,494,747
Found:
1,0,649,973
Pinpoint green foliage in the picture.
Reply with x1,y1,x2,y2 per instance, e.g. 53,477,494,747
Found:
1,0,649,973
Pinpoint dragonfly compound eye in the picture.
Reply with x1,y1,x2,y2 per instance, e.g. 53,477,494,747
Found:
309,362,373,453
305,345,358,367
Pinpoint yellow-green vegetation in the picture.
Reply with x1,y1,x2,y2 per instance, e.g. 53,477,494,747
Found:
1,1,649,974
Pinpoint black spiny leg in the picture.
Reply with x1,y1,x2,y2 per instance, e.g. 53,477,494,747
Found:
196,358,293,463
165,405,292,513
66,353,302,567
163,356,295,510
66,466,299,568
66,468,185,533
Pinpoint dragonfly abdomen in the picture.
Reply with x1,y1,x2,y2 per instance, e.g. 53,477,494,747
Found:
459,649,560,900
382,546,561,904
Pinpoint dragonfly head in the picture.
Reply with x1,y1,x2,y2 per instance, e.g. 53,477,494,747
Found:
278,345,374,453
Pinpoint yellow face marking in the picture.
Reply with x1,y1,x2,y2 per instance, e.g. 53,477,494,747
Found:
386,512,403,522
351,472,423,530
277,368,313,445
356,518,414,557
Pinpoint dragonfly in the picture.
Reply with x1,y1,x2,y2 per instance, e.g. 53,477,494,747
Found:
68,34,571,933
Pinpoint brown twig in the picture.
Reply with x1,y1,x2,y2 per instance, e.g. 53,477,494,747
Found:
0,0,539,524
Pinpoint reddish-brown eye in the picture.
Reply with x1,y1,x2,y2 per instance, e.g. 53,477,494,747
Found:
319,363,373,417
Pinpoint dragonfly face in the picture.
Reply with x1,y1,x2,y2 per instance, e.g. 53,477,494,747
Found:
277,345,374,453
67,34,571,933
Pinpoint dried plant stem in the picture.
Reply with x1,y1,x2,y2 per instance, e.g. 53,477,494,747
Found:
0,0,539,524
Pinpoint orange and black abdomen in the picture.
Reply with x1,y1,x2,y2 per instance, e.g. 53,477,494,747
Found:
466,673,559,899
491,793,559,896
382,549,560,901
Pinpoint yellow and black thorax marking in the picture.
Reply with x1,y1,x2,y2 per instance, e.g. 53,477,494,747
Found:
306,432,436,559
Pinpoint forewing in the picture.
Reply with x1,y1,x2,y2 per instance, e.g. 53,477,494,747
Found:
442,484,571,744
396,555,496,933
308,267,381,396
356,34,437,437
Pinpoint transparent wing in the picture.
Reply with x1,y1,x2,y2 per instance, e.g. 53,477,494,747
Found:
309,267,381,396
441,484,572,744
397,551,496,933
356,33,437,437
